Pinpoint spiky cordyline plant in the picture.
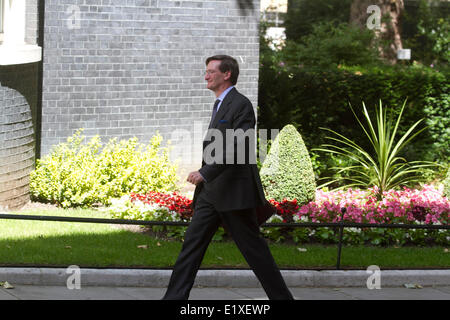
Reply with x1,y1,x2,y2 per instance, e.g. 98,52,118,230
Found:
315,100,437,199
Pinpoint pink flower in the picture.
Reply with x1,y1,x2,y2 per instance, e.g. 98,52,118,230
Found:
294,184,449,225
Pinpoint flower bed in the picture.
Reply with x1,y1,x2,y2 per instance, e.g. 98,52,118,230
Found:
298,185,449,225
105,185,449,246
292,185,449,246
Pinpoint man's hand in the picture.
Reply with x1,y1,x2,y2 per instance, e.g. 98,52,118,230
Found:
187,171,204,185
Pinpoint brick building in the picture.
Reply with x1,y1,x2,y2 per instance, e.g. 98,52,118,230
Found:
0,0,260,209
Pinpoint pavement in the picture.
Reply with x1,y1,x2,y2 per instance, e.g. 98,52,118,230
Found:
2,285,450,300
0,268,449,300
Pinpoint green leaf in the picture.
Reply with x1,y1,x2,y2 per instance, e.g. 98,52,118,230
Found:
317,99,439,196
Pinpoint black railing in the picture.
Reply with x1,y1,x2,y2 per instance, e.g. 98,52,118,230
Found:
0,211,448,270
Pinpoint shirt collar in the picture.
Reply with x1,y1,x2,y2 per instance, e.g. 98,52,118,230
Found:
217,85,234,102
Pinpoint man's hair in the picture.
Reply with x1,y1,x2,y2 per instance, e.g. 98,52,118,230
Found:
205,55,239,85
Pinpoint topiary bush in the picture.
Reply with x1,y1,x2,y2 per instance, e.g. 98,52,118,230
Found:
30,129,179,208
260,124,316,204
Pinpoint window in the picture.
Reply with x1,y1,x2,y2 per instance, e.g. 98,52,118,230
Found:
0,0,41,65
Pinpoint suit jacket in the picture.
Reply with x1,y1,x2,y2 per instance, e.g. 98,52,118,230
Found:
192,87,275,224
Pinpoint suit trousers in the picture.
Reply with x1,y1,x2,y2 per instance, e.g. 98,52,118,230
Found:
162,189,294,300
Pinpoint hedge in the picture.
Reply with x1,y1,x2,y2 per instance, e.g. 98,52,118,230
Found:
258,63,449,165
30,130,179,208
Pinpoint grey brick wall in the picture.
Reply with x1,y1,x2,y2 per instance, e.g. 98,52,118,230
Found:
41,0,260,176
25,0,39,45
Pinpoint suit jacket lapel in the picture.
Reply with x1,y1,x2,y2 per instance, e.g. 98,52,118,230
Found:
209,87,237,129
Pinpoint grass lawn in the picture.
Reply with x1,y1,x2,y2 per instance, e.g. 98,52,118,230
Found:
0,208,448,269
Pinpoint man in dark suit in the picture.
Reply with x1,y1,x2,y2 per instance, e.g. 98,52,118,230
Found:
162,55,293,300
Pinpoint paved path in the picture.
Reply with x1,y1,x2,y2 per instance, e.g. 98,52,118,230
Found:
1,285,449,300
1,268,449,300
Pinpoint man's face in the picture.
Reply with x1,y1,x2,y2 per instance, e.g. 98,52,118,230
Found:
205,60,231,92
